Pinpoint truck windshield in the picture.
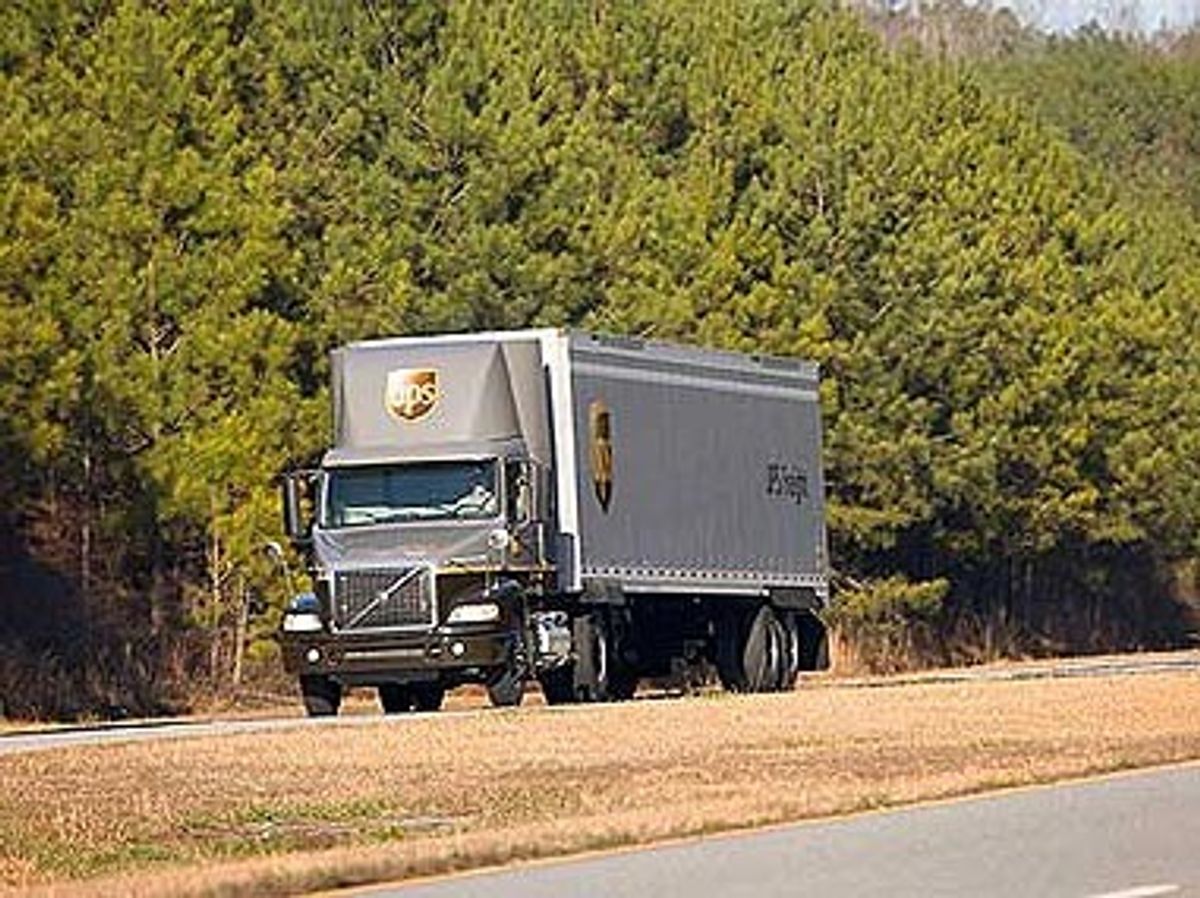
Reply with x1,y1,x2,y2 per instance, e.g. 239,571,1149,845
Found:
323,460,499,527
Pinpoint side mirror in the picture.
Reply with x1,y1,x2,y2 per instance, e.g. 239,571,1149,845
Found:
263,540,297,596
281,471,318,548
506,462,534,525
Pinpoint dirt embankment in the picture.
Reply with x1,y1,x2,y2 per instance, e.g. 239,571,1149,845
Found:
3,671,1200,897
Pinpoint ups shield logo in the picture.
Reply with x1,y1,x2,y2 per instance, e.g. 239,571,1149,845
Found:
588,399,613,513
385,368,440,421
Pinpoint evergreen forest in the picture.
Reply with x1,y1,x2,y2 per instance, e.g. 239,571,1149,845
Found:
3,0,1199,718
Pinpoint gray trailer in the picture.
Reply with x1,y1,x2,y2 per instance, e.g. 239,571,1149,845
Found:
280,329,828,715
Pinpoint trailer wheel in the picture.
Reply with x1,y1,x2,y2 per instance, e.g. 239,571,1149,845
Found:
776,612,803,692
716,605,788,694
796,611,830,671
715,606,747,692
746,606,787,692
486,667,526,707
378,684,415,714
300,675,342,717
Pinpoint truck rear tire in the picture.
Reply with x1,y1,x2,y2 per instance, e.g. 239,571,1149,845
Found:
538,612,637,704
796,611,830,671
574,611,637,702
538,665,576,705
716,604,788,694
607,667,638,701
777,611,803,692
300,675,342,717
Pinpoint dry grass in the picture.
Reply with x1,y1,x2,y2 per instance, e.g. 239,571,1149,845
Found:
3,672,1200,897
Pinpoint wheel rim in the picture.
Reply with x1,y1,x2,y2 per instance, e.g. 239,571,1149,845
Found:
594,622,608,695
766,618,783,689
780,613,801,690
742,606,785,693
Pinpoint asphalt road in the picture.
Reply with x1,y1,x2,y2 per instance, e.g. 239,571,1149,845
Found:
3,648,1199,756
367,764,1200,898
0,714,352,756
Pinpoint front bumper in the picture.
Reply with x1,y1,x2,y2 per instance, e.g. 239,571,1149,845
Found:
280,625,515,685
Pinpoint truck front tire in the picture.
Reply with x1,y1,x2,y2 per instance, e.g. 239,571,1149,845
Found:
379,683,413,713
380,682,445,713
300,675,342,717
486,667,526,707
411,682,445,712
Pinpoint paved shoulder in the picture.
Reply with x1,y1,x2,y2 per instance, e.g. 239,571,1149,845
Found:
0,715,350,755
376,765,1200,898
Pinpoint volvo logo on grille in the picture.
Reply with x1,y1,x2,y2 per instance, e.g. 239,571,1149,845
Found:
385,368,440,421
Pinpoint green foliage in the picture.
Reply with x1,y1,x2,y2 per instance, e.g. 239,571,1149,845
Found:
1,0,1198,712
982,27,1200,214
827,574,950,673
828,575,949,629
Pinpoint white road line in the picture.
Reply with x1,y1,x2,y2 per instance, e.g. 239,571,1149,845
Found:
1084,886,1180,898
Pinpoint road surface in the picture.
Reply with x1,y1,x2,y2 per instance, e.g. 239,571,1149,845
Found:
366,764,1200,898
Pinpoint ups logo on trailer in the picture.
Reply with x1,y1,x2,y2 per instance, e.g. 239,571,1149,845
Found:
385,368,440,421
589,399,613,513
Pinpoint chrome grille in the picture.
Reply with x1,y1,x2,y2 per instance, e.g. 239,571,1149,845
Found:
331,567,435,631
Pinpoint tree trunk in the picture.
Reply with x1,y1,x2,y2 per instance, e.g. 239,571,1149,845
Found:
232,575,248,687
208,502,222,683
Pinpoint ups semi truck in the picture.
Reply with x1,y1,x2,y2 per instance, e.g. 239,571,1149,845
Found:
279,329,829,716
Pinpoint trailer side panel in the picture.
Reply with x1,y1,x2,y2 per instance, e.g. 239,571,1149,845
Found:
568,334,826,597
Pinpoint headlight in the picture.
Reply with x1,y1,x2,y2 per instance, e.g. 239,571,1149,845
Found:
282,612,323,633
446,602,501,624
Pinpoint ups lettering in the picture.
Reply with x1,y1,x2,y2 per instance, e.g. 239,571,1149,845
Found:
385,368,440,421
766,462,808,505
397,382,438,417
